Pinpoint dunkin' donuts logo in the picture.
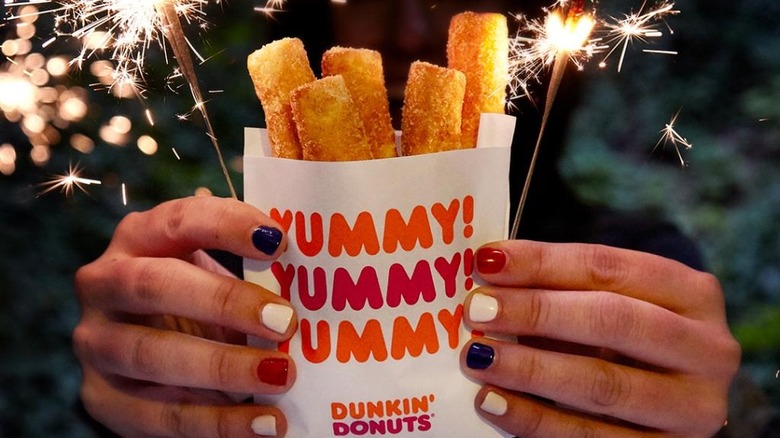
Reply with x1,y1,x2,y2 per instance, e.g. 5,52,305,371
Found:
331,394,435,435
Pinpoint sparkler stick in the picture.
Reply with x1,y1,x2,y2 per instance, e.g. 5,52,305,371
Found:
509,1,595,239
155,0,237,199
510,49,567,240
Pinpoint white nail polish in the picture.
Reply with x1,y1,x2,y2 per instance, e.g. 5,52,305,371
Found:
480,391,508,416
469,293,498,323
261,303,294,334
251,415,277,436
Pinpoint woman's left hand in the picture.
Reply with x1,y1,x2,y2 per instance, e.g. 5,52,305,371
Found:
461,240,740,438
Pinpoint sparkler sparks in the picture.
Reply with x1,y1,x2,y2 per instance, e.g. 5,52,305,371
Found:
254,0,285,16
43,0,239,198
52,0,211,91
37,162,101,196
598,0,679,72
508,0,680,104
654,110,692,167
508,6,597,104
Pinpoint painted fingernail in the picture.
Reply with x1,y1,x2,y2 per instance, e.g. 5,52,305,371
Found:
261,303,294,335
469,293,498,323
257,358,289,386
480,391,508,416
466,342,495,370
476,247,506,274
252,226,283,256
251,415,277,436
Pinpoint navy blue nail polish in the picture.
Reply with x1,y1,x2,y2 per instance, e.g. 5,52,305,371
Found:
252,226,283,255
467,342,495,370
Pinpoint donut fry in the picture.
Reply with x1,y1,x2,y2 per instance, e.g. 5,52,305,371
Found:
290,75,373,162
447,12,509,148
247,37,316,159
401,61,466,156
322,47,397,159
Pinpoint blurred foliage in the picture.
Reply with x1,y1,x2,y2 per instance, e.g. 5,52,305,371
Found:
1,0,778,436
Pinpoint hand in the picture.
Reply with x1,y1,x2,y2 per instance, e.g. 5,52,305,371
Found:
73,196,297,437
461,240,740,437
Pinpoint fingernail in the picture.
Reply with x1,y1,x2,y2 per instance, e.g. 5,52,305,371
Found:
467,342,495,370
252,226,283,256
251,415,277,436
480,391,508,416
257,358,289,386
476,247,506,274
261,303,294,335
469,293,498,323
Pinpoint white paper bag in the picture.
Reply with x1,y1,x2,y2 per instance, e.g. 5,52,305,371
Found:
244,114,515,437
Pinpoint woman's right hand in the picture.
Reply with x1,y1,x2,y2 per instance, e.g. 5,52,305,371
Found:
73,196,297,437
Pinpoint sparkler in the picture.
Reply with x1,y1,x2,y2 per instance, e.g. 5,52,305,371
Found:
509,0,596,239
51,0,238,198
508,0,681,238
45,0,305,199
155,0,236,198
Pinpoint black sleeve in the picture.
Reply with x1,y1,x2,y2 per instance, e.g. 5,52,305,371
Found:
587,211,706,271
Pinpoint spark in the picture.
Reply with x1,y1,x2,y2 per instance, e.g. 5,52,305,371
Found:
121,182,127,205
38,162,101,196
254,0,285,16
654,110,692,167
254,0,345,17
643,49,677,55
598,0,679,72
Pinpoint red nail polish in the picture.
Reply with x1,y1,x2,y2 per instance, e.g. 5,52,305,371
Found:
476,247,506,274
257,358,289,386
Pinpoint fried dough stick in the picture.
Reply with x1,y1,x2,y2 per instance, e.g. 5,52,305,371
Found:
401,61,466,156
322,47,397,159
247,37,315,159
447,12,509,148
290,75,373,162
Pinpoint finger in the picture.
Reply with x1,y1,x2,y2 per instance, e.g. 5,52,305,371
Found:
473,387,670,438
73,321,295,395
474,240,724,318
77,256,296,340
81,369,286,437
111,196,288,260
462,339,725,433
464,288,721,372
